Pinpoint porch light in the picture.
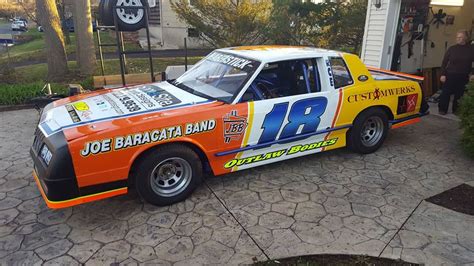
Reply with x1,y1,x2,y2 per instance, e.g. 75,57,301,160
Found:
430,0,464,6
373,0,382,8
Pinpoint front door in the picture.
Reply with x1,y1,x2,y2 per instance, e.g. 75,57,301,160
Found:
224,57,344,171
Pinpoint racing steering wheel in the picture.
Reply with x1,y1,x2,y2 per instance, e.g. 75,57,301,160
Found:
254,79,277,99
256,82,277,99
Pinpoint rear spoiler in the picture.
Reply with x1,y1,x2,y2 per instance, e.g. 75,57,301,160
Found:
367,67,424,82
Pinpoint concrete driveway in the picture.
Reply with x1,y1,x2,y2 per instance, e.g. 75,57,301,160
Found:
0,109,473,265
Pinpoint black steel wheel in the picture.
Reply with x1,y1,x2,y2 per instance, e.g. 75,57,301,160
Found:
135,144,203,206
347,108,389,154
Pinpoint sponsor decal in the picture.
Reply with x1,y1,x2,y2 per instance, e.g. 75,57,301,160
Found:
65,104,81,123
224,149,287,169
185,120,216,136
207,52,252,70
406,94,417,112
326,59,334,87
108,85,182,114
138,86,181,107
111,91,142,113
80,119,216,157
397,93,418,114
223,110,247,143
73,102,89,111
224,138,338,169
102,94,124,114
347,86,416,103
80,110,93,120
94,99,110,110
286,138,338,155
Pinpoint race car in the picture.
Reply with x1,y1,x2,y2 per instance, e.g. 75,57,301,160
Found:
30,46,429,209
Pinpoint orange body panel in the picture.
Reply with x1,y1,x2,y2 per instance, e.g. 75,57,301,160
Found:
62,98,249,188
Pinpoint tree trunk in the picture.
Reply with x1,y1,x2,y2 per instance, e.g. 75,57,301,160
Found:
73,0,96,75
36,0,68,81
58,0,71,45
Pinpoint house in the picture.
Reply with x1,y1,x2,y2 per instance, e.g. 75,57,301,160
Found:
143,1,211,49
142,0,360,49
361,0,473,95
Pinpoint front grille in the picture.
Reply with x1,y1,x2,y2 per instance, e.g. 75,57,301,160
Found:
32,127,45,153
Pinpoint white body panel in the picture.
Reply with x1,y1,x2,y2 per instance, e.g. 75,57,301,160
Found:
233,90,339,171
226,54,343,171
39,82,208,137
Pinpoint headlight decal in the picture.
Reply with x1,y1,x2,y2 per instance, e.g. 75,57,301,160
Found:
40,144,53,165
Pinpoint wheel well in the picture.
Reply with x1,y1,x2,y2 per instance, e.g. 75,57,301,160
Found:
358,105,394,122
128,142,211,185
347,105,394,138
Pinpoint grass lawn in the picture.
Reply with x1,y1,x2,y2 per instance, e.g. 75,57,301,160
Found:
0,28,141,65
1,30,44,61
13,56,202,84
1,56,202,105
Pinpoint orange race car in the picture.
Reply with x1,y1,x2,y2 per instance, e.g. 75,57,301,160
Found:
30,46,428,209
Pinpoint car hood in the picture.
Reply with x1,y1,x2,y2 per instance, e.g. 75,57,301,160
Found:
38,82,213,137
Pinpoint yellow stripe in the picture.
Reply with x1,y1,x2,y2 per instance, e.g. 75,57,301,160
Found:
33,170,127,207
232,102,254,172
242,101,254,148
46,187,127,204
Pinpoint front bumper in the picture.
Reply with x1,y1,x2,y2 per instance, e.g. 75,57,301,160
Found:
30,128,127,209
30,129,81,202
32,169,127,209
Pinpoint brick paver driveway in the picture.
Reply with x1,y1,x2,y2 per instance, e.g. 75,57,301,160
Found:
0,109,473,265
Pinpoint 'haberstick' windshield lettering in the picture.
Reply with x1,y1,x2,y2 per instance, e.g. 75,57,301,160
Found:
207,53,252,70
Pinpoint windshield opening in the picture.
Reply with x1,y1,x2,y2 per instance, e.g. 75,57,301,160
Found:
171,52,260,103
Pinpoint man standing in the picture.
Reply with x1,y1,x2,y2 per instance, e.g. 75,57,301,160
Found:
438,30,473,115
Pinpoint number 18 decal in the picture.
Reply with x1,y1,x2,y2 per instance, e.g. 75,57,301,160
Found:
258,97,328,145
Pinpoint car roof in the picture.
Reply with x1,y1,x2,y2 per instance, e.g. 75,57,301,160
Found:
216,45,345,63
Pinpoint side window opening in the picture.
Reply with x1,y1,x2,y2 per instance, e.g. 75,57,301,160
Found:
240,59,321,102
329,57,353,89
308,59,321,93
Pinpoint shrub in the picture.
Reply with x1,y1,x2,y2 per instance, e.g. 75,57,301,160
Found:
459,82,474,158
0,82,68,105
79,76,94,90
0,66,18,84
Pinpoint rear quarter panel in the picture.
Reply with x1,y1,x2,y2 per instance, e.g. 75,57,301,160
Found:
334,54,422,127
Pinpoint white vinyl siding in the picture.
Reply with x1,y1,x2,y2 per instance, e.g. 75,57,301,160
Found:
361,0,401,69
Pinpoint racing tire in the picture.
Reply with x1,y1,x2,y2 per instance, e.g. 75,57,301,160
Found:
99,0,148,32
347,108,389,154
135,144,203,206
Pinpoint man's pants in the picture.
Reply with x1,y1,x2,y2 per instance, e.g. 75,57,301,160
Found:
438,73,469,113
